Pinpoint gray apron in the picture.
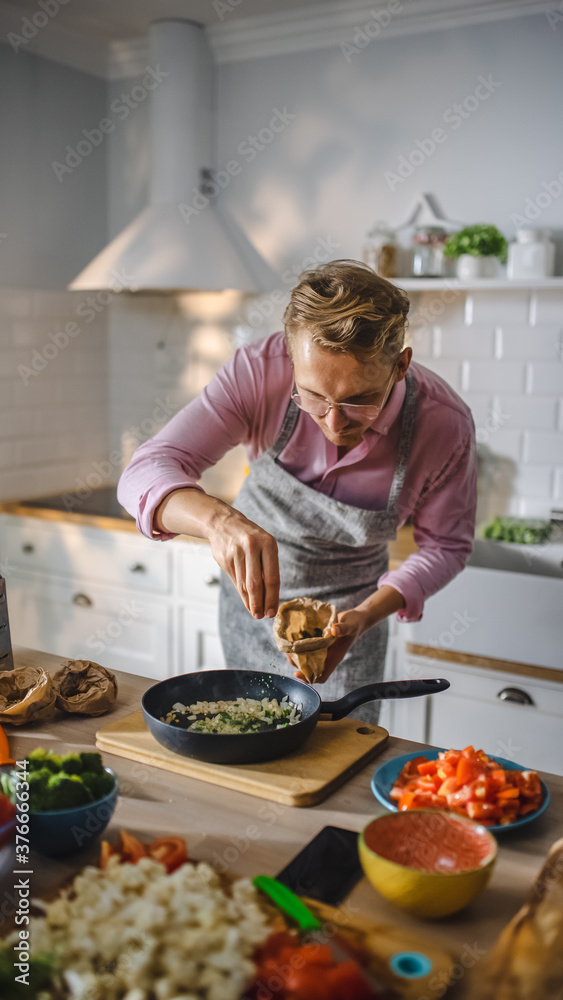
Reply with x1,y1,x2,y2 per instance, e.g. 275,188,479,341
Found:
219,370,417,722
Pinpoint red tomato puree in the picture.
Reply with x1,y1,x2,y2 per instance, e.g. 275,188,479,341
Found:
364,812,493,873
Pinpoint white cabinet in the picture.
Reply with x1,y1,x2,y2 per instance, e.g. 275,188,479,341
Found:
0,515,225,680
392,651,563,775
176,543,226,672
5,572,173,680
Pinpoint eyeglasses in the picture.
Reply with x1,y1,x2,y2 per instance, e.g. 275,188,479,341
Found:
291,369,396,422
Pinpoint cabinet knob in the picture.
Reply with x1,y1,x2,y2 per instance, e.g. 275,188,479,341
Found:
497,686,535,706
21,543,34,554
72,593,93,608
129,563,147,574
205,575,220,586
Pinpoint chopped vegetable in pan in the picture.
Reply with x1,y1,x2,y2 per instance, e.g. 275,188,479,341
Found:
161,696,302,734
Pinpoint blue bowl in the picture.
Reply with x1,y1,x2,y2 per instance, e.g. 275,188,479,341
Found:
371,750,550,834
29,768,119,857
0,813,16,877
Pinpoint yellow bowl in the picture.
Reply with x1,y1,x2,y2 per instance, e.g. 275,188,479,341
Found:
359,809,497,918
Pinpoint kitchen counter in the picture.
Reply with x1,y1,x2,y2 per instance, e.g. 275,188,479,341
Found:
3,645,562,997
0,491,419,569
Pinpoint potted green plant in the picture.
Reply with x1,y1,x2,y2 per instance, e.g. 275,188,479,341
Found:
443,224,508,279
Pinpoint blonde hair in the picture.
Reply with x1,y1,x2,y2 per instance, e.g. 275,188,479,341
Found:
283,259,409,366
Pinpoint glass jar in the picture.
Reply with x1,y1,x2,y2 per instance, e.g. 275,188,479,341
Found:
507,228,555,280
363,222,397,278
411,226,448,277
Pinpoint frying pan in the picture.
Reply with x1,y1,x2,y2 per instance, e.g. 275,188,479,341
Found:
142,670,450,765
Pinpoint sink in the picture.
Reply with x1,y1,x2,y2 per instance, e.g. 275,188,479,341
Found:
468,538,563,579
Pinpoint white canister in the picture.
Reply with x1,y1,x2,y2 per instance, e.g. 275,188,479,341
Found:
507,229,555,280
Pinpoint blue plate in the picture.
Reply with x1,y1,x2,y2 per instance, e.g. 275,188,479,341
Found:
371,749,550,834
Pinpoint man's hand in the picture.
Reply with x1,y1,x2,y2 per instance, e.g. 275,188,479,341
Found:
291,608,366,683
291,585,407,683
208,507,280,620
153,487,280,619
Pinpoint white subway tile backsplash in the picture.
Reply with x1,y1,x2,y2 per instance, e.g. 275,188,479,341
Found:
492,395,558,430
0,410,35,438
484,429,523,462
523,430,563,465
0,289,108,502
518,498,552,517
0,290,33,320
466,290,530,327
512,465,553,499
466,360,526,394
12,378,62,408
0,383,12,408
417,358,461,390
14,437,61,466
529,289,563,326
528,362,563,395
458,393,493,429
407,325,432,357
499,325,562,361
436,325,494,359
410,289,467,328
0,442,14,466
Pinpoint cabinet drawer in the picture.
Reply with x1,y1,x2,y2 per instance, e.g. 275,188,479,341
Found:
176,542,222,604
1,516,172,595
179,603,226,672
6,573,173,680
407,653,563,716
407,654,563,774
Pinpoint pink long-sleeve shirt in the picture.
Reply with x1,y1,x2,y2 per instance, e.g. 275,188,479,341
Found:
117,332,477,622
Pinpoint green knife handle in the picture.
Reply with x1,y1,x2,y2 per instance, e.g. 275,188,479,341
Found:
253,875,323,932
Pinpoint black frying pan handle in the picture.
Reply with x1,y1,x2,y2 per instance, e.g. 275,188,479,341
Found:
320,678,450,721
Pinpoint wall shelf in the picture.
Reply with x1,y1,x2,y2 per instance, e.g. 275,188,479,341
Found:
391,277,563,291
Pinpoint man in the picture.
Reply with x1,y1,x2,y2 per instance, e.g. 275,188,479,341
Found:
118,260,477,718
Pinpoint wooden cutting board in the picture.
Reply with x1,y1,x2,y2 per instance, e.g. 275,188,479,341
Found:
96,709,389,807
307,898,455,1000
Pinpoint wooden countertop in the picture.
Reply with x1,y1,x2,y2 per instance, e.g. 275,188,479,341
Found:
3,645,562,997
0,496,418,568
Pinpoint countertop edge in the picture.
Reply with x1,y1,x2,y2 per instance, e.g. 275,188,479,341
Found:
0,500,418,566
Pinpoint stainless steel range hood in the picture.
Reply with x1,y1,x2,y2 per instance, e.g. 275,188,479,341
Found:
69,20,264,293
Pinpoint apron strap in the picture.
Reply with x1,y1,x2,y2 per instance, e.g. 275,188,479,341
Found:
386,369,416,515
269,397,300,460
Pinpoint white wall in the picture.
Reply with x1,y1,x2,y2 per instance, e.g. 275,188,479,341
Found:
105,11,563,518
215,13,563,276
0,44,107,289
0,46,109,500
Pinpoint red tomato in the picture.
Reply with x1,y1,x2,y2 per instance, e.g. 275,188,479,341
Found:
0,793,15,826
437,777,459,800
325,962,378,1000
417,761,438,776
456,755,480,785
119,830,148,863
398,790,416,810
467,801,499,821
284,965,335,999
296,944,333,966
148,836,188,873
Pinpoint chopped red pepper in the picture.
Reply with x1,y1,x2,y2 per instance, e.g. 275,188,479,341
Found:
392,747,543,826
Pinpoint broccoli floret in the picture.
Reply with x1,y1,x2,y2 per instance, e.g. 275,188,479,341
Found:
28,748,61,774
81,770,114,801
78,752,105,774
0,947,56,998
28,768,56,812
60,754,82,775
46,773,91,810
